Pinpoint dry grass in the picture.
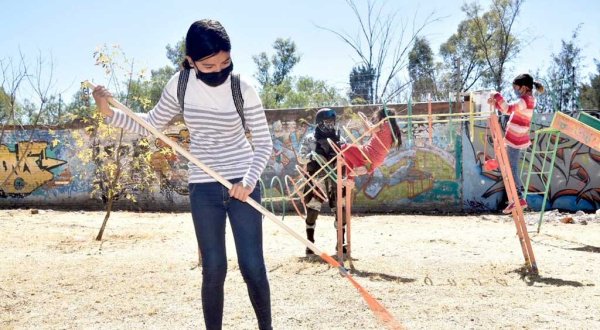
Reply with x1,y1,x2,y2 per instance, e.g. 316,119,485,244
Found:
1,209,599,329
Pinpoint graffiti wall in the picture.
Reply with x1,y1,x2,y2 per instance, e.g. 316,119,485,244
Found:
0,125,192,210
0,128,90,207
462,113,600,212
1,107,598,213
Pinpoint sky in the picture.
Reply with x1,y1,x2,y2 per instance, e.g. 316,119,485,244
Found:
1,0,599,103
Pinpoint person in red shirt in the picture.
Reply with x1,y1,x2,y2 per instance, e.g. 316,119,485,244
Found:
488,73,545,214
341,107,402,177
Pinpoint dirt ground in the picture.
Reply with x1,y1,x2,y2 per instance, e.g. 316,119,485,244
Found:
1,208,599,330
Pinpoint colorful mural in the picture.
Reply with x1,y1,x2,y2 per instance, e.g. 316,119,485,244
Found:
524,131,600,211
1,107,598,213
261,109,463,212
0,141,67,197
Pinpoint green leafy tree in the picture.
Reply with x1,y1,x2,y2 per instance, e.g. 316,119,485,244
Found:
166,38,185,68
282,76,347,108
348,64,375,105
65,89,94,120
259,76,346,109
270,38,300,86
253,53,271,87
439,0,523,95
258,77,293,109
462,0,524,91
439,20,487,96
128,66,176,112
408,37,440,101
253,38,301,107
580,60,600,110
538,28,584,112
33,94,70,126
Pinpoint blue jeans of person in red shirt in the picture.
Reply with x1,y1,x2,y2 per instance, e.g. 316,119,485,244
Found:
507,146,524,198
189,178,272,330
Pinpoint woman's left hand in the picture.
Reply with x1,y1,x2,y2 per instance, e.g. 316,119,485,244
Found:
229,182,253,202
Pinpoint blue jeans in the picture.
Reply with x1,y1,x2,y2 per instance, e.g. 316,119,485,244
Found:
507,146,524,198
189,178,272,330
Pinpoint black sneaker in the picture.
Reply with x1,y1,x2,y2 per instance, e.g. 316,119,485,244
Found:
305,247,315,256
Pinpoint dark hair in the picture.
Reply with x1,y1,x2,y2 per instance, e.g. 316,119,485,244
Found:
512,73,545,94
377,107,402,148
182,19,231,69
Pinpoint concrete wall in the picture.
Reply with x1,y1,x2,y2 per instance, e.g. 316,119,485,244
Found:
1,105,598,213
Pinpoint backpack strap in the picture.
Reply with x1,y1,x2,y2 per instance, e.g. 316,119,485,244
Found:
177,69,190,112
230,73,247,132
231,73,252,147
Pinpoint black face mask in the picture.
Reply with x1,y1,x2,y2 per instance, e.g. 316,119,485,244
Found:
195,62,234,87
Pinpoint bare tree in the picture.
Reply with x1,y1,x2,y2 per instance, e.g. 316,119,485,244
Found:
26,51,60,126
0,54,28,141
0,51,60,191
318,0,438,103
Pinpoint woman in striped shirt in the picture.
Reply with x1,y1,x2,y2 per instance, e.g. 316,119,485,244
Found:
93,19,273,330
489,73,544,214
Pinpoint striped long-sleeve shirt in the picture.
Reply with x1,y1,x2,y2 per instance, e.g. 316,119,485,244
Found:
107,72,273,189
493,93,536,149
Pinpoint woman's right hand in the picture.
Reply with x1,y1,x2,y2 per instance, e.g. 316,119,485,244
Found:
92,85,114,117
487,91,499,105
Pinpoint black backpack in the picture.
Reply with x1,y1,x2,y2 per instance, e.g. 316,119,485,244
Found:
176,69,250,140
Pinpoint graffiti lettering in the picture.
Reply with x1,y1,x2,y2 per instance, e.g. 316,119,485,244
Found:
0,142,67,197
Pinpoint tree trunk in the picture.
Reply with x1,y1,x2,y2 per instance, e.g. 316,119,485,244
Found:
95,198,114,241
95,129,125,241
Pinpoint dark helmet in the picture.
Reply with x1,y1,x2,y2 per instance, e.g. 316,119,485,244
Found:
315,108,336,123
315,108,336,135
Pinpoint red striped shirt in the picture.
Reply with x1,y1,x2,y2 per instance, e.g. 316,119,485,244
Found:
493,93,536,149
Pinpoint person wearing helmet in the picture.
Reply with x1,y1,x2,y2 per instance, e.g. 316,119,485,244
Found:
297,108,347,256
